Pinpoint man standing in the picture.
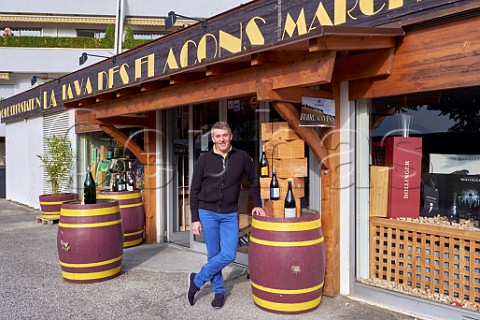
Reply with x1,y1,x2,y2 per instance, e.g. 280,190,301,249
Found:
188,121,265,309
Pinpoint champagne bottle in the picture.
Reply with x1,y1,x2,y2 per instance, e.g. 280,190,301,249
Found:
449,192,459,224
259,146,269,177
284,180,296,218
84,164,96,204
270,166,280,200
112,173,118,192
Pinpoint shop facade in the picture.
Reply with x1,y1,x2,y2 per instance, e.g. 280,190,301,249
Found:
2,1,480,318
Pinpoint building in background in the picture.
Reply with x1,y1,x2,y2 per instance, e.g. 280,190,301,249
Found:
0,0,246,205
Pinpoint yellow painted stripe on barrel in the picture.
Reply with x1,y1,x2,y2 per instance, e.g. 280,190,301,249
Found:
252,294,321,313
98,193,142,200
250,280,323,295
40,201,64,205
59,219,122,228
59,255,122,268
124,238,144,248
125,229,144,237
42,212,60,215
61,265,122,281
119,202,143,209
249,236,324,247
251,218,321,231
60,206,120,217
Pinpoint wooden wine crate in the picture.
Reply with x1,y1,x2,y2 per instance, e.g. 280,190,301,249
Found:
369,217,480,307
261,122,301,141
259,177,305,199
264,199,301,218
269,158,308,178
369,165,389,217
264,139,305,159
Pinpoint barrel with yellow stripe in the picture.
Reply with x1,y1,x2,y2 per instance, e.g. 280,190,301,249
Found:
57,200,123,283
39,193,77,219
98,190,145,248
248,214,326,314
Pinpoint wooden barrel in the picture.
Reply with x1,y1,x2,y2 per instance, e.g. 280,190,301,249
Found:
39,193,77,219
98,190,145,248
57,200,123,283
248,214,326,314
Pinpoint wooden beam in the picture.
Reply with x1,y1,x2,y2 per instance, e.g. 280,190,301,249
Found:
93,51,336,119
143,112,157,243
95,92,116,102
116,86,141,98
257,83,332,103
251,51,309,66
99,125,147,164
170,72,205,85
350,16,480,100
206,62,250,76
142,80,170,92
309,36,396,52
321,79,341,297
272,101,329,169
78,97,96,107
335,48,395,82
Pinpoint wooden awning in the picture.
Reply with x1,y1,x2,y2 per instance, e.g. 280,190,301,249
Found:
71,25,403,167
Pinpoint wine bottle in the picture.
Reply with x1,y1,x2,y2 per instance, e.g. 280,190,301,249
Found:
449,192,459,224
284,180,296,218
259,146,269,177
84,164,97,204
127,162,136,191
112,173,118,192
270,166,280,200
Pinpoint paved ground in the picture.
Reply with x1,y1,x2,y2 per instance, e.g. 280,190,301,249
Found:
0,199,420,320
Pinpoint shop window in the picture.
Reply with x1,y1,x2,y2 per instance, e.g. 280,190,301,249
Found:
363,86,480,310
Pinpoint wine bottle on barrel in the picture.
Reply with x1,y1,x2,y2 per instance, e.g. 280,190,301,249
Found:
270,167,280,200
84,164,97,204
259,146,269,178
284,180,296,218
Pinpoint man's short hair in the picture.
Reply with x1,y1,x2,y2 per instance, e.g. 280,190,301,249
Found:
210,121,232,135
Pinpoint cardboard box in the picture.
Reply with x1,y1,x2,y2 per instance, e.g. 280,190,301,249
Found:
269,158,308,178
385,136,422,219
260,177,305,199
264,139,305,159
261,122,301,141
369,165,389,217
264,199,301,218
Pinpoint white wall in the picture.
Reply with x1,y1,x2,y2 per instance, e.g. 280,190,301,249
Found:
5,117,43,208
5,109,77,208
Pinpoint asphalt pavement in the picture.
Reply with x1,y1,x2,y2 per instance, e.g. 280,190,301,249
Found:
0,199,421,320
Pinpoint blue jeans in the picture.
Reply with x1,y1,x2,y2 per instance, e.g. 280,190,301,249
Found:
194,209,239,295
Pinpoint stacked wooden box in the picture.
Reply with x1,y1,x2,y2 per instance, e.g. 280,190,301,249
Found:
260,122,307,217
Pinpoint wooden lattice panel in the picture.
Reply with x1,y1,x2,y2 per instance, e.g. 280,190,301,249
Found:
369,217,480,305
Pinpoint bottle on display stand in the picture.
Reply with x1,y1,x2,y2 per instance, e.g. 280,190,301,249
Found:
284,180,296,218
84,164,97,204
449,192,459,224
270,166,280,200
127,162,136,191
259,146,269,178
111,173,119,192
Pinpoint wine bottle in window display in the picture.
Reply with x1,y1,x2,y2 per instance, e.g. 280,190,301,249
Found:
449,192,459,224
270,167,280,200
284,180,296,218
259,146,269,177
